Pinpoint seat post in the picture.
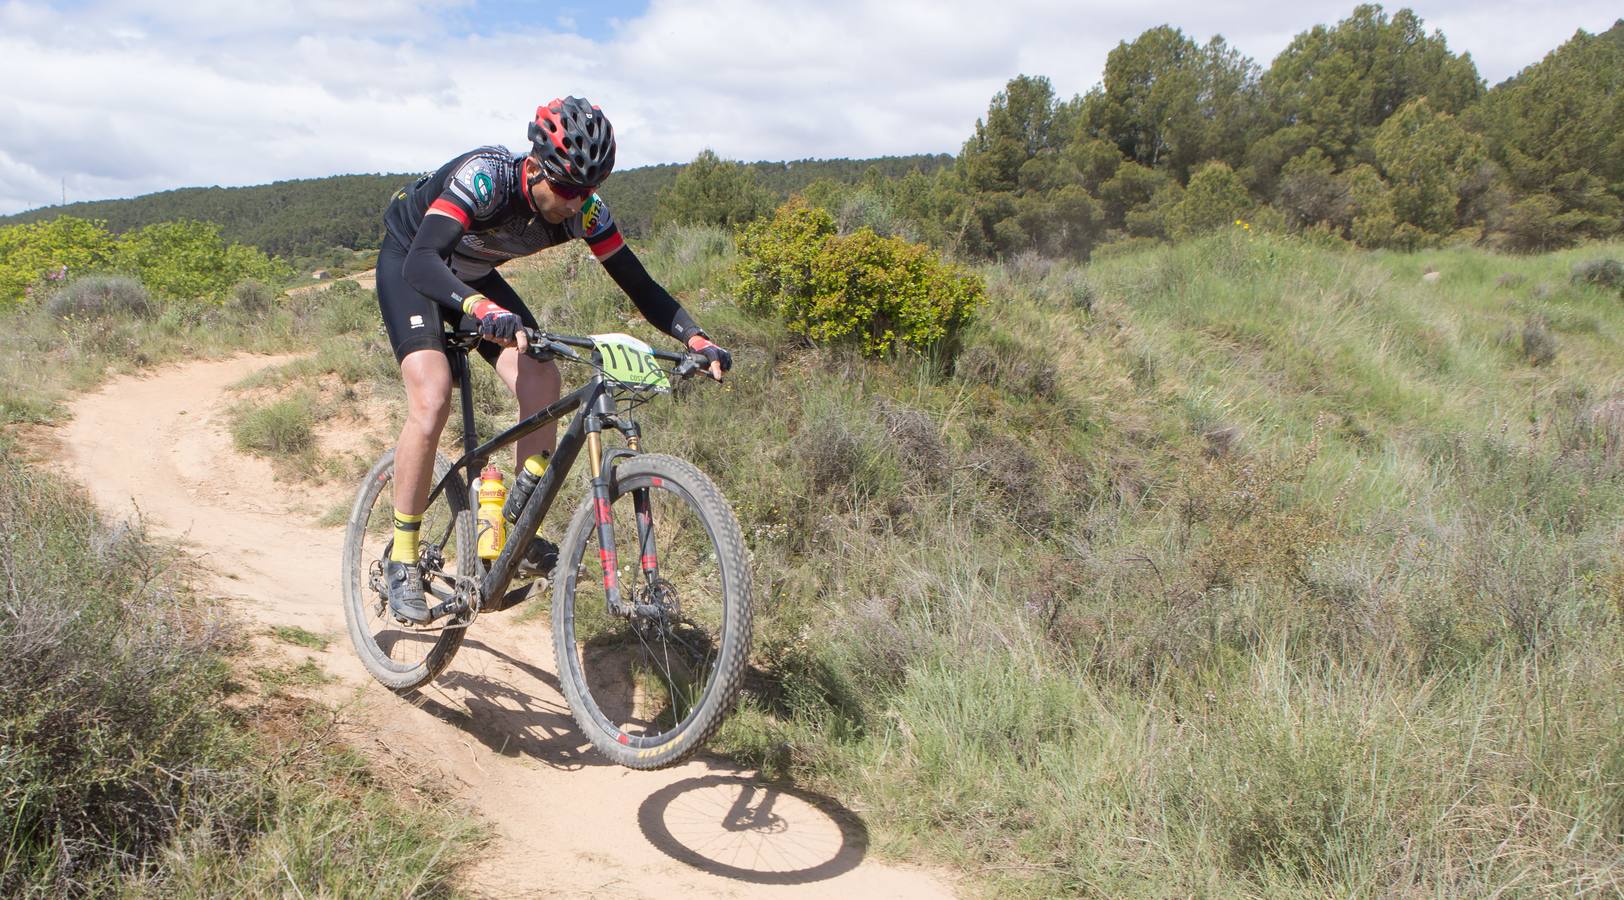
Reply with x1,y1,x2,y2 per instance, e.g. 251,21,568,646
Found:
449,341,479,458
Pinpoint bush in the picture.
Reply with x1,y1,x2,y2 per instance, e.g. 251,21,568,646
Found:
43,275,152,320
114,220,289,302
654,149,774,229
1491,194,1573,253
0,440,237,892
1571,258,1624,293
737,199,984,358
955,329,1060,399
230,279,275,314
1168,162,1255,239
315,279,375,335
0,216,117,306
1522,314,1558,366
877,400,949,487
836,189,917,241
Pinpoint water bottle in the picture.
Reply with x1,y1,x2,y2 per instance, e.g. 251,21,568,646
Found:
503,452,549,523
476,465,506,560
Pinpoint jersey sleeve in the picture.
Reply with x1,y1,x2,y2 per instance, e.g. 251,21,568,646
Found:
428,154,506,228
574,193,626,260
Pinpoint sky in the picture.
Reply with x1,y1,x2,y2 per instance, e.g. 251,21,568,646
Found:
0,0,1616,215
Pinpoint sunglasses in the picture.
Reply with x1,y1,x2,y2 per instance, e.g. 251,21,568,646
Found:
546,178,596,201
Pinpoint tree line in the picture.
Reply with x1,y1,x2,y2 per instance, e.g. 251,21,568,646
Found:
0,156,951,260
2,4,1616,265
931,6,1622,256
660,6,1621,258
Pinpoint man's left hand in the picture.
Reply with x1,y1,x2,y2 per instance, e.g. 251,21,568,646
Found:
686,334,732,381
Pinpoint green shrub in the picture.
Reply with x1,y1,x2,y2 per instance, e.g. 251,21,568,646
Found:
1168,161,1255,239
315,279,375,335
43,275,152,320
737,199,984,357
233,395,318,456
1491,194,1573,253
114,220,289,302
955,327,1060,399
0,216,116,306
836,188,918,241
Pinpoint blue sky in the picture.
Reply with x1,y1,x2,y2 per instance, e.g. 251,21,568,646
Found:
450,0,651,41
0,0,1617,215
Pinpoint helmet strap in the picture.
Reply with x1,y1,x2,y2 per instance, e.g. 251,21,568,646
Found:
521,157,543,212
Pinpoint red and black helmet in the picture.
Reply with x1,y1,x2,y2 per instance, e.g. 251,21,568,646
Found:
528,96,616,189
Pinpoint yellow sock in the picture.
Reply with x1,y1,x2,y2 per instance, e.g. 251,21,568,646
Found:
391,510,423,563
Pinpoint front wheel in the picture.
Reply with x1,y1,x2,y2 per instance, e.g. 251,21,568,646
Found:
552,454,753,769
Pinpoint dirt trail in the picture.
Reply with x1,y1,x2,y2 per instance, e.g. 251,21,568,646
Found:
66,355,953,899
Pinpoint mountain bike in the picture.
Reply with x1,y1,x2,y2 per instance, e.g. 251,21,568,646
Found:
340,325,752,770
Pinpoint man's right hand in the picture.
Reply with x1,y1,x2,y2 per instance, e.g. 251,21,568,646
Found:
463,294,527,350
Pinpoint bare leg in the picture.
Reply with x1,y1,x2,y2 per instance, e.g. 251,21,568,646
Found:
393,349,453,516
493,347,561,468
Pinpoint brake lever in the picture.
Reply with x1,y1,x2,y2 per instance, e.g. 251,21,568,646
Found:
524,329,581,363
672,355,704,380
549,340,585,362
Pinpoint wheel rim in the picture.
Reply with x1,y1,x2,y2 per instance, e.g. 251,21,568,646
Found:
562,474,731,749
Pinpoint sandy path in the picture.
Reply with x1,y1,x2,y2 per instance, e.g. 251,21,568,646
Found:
66,355,953,899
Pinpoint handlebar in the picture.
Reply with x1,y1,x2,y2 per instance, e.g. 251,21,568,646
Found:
444,325,711,381
518,327,709,381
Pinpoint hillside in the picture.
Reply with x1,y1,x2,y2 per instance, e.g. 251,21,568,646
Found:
0,153,952,257
1,4,1620,894
6,226,1621,894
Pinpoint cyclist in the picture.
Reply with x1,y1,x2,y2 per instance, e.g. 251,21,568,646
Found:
376,96,733,624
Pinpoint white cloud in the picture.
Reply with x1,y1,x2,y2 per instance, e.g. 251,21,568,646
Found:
0,0,1615,214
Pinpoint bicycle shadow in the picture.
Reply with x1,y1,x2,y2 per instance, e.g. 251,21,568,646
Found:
378,635,874,886
636,767,871,886
391,635,607,770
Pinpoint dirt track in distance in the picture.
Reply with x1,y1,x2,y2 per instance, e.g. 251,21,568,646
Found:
67,354,953,899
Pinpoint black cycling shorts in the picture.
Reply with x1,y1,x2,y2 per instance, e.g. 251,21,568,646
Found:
375,240,539,366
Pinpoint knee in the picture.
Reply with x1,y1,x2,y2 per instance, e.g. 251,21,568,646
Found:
403,376,452,432
406,393,451,433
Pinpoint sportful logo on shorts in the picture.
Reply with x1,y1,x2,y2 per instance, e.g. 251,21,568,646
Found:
473,172,493,204
410,315,425,329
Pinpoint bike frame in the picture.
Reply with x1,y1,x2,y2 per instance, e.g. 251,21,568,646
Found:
419,329,672,620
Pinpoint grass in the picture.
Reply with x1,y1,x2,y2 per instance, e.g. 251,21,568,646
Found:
271,625,330,651
659,229,1624,895
233,392,320,455
0,435,480,896
255,659,338,688
7,225,1623,894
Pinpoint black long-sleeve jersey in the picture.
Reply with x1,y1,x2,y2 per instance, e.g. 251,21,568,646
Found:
381,145,700,343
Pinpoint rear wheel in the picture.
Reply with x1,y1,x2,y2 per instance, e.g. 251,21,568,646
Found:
552,454,752,769
341,449,474,691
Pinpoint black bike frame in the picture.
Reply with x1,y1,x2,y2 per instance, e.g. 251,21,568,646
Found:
422,330,666,618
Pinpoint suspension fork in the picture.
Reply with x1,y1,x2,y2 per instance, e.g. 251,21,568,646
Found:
626,426,661,585
586,409,633,616
589,415,661,616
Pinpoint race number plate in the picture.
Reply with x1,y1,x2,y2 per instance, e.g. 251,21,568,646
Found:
591,332,671,393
